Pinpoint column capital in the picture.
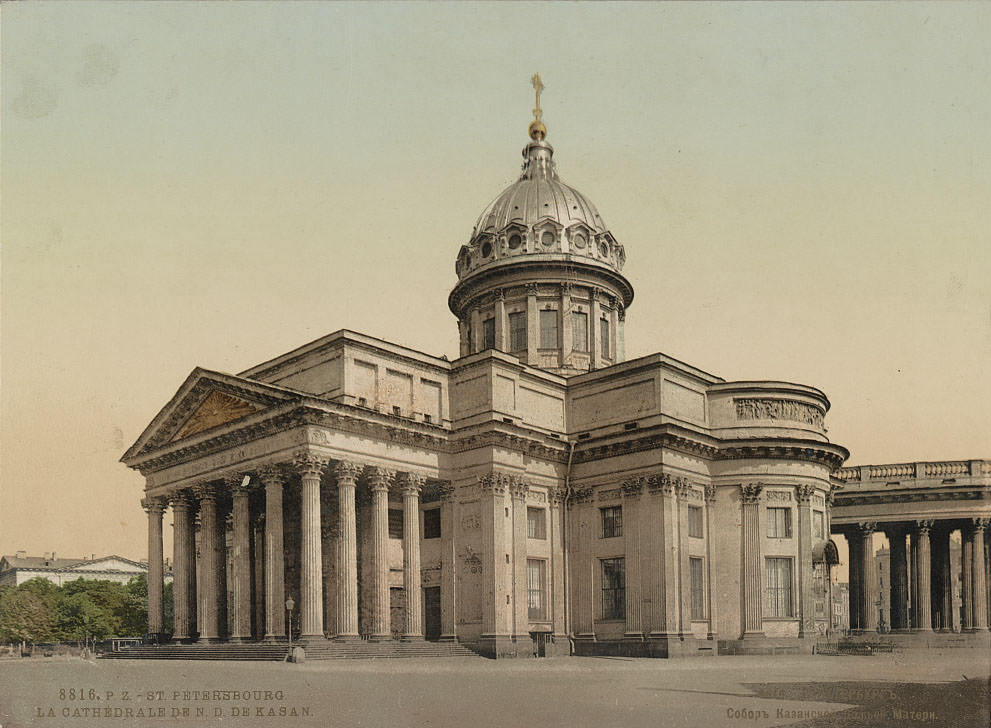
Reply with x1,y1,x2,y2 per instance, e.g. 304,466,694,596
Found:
795,484,816,504
525,282,539,297
703,483,717,504
915,519,934,534
740,482,763,505
621,476,645,499
141,496,167,515
168,490,194,510
293,452,329,479
256,465,287,488
367,466,395,492
857,521,877,535
647,472,676,496
398,471,426,496
223,472,247,490
436,482,456,503
334,459,365,485
972,517,991,533
478,471,510,495
617,302,626,321
549,485,567,505
560,281,573,298
674,478,693,500
494,287,505,301
508,475,529,501
191,482,218,504
570,487,594,504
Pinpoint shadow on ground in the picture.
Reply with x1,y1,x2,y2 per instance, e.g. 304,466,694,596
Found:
744,678,990,727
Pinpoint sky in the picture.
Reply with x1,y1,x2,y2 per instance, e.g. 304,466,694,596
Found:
2,2,989,565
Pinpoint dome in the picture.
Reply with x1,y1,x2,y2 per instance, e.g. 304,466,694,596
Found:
455,139,627,281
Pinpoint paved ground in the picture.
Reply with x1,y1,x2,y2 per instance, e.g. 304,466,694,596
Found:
0,650,987,728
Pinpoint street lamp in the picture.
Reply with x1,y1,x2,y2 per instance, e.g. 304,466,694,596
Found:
285,596,295,653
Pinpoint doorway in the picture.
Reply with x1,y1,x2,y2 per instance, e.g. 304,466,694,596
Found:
424,586,441,641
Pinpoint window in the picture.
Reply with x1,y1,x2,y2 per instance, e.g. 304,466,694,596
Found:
688,506,704,538
814,511,825,540
509,312,527,351
690,557,705,620
601,505,622,538
527,559,547,620
572,311,588,352
600,318,610,358
423,508,441,539
388,509,404,539
527,507,546,540
482,318,495,350
767,507,792,538
539,309,558,349
765,557,793,617
601,558,626,620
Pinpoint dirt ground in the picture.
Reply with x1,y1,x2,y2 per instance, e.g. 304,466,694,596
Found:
0,649,988,728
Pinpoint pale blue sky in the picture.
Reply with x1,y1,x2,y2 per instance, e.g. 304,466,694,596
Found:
2,2,989,559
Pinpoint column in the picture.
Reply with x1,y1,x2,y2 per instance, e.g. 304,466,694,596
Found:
525,283,539,366
549,486,567,640
294,453,329,640
509,477,529,641
848,530,863,630
675,480,692,638
886,526,909,631
368,466,394,640
258,467,286,640
856,522,878,632
910,532,919,628
438,484,457,641
914,520,933,633
932,528,951,631
143,496,166,637
590,288,602,369
226,474,252,642
193,483,221,642
479,473,511,654
252,515,265,640
620,478,644,638
470,307,481,354
560,283,573,367
458,317,469,358
796,486,815,638
400,472,425,639
740,483,763,637
962,526,974,630
616,304,626,362
703,485,718,641
335,461,362,639
972,518,989,631
169,491,196,642
494,289,507,351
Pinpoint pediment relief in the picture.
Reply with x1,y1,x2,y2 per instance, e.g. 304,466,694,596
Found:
171,390,260,442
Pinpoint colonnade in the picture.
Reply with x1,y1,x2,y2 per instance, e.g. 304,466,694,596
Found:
142,455,430,643
844,518,990,634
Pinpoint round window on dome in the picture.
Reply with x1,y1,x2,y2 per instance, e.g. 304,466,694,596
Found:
508,233,522,250
572,232,587,249
481,241,492,258
598,242,609,257
542,231,555,247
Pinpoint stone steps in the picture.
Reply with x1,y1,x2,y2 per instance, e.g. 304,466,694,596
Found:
100,644,287,661
99,641,483,661
301,640,481,660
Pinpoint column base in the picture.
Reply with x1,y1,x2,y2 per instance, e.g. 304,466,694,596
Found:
262,635,288,643
437,634,458,643
196,637,224,644
400,634,425,641
334,634,362,643
228,636,253,644
477,633,517,658
367,633,392,642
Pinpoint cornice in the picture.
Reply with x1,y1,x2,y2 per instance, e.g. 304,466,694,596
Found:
573,425,718,464
714,438,848,470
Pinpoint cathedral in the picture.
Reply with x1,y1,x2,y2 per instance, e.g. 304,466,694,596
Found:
123,79,850,658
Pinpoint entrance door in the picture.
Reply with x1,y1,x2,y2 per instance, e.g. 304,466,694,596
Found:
530,631,547,657
424,587,441,641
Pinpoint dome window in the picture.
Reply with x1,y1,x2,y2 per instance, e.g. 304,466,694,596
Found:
508,233,523,250
481,241,493,258
598,242,608,257
541,231,555,247
572,232,587,249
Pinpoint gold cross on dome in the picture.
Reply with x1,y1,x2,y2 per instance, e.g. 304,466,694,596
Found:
531,73,544,122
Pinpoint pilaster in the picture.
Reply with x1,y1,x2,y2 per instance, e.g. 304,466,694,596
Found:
703,484,718,642
525,283,539,366
621,477,644,638
509,476,530,642
438,483,457,641
494,289,507,351
796,485,815,638
740,483,763,638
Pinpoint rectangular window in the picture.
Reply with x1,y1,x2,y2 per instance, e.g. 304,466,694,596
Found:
539,309,558,349
690,557,705,620
767,507,792,539
601,505,622,538
482,318,495,350
527,559,547,620
527,507,546,540
509,311,527,351
765,557,793,617
388,509,404,539
688,506,704,538
814,510,825,540
600,318,610,358
423,508,441,539
572,311,588,352
601,557,626,620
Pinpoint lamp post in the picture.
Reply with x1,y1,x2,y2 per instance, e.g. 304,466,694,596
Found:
285,596,295,653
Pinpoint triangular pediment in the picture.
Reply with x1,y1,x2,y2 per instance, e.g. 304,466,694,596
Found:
122,368,305,463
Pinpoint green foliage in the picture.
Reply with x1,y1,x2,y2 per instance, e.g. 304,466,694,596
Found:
0,575,159,643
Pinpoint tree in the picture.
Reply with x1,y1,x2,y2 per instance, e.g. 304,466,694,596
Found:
55,592,116,642
0,589,55,643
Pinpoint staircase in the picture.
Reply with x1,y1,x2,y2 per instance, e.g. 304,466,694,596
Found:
99,640,482,661
100,644,287,661
301,640,481,660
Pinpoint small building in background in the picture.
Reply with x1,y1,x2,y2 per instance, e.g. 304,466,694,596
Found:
0,551,173,588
